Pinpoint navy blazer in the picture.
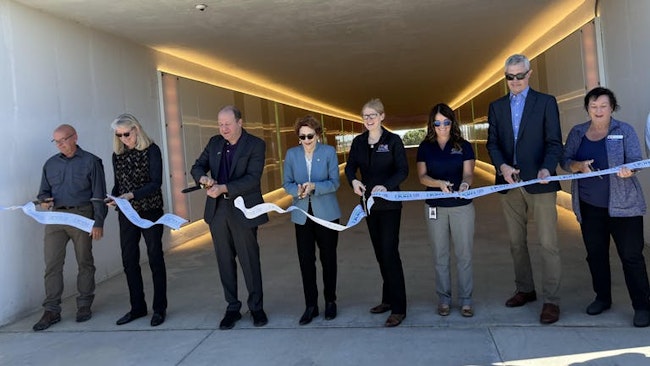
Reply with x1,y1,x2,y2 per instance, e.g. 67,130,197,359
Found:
486,88,562,194
190,129,268,227
283,143,341,225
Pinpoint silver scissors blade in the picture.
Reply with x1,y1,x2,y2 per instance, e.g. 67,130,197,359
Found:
361,194,369,216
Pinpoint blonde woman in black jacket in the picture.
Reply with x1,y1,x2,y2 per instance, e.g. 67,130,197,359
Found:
345,98,409,327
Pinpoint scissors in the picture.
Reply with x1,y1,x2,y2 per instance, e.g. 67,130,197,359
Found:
587,162,603,179
361,193,369,216
181,183,210,193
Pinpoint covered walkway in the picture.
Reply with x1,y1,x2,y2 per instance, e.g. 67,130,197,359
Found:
1,150,649,365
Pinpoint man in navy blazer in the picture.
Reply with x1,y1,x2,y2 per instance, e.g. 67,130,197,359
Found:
487,54,563,325
191,105,269,330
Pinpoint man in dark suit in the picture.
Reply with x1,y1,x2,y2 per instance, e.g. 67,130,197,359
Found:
486,54,563,324
191,105,269,330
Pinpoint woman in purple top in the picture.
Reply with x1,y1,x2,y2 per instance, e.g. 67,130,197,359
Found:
562,87,650,327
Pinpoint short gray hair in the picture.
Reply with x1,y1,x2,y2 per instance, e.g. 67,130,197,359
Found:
504,54,530,71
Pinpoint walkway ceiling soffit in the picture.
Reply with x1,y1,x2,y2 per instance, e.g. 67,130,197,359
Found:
15,0,595,129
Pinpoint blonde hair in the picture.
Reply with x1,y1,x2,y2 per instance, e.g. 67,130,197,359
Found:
111,113,153,154
361,98,385,115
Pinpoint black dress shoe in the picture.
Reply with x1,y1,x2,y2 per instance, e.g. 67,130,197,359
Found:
151,312,166,327
586,300,611,315
385,313,405,327
299,306,319,325
116,311,147,325
633,310,650,327
219,310,242,330
369,303,391,314
251,309,268,327
324,302,337,320
33,311,61,331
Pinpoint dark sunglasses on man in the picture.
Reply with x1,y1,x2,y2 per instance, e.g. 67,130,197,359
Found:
505,70,530,81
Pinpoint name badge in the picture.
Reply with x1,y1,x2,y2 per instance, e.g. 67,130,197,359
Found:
429,206,437,220
607,135,623,140
377,144,390,152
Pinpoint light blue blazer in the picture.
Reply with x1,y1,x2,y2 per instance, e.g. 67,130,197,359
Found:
283,143,341,225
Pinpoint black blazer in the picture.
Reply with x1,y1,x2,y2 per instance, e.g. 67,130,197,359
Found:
344,128,408,210
486,88,562,194
190,129,269,227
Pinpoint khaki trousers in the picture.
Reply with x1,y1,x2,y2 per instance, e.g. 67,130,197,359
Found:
500,189,561,304
42,205,96,313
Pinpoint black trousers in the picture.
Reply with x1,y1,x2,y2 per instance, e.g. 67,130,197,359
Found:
209,200,263,312
580,201,650,310
294,211,339,307
365,208,407,314
118,208,167,314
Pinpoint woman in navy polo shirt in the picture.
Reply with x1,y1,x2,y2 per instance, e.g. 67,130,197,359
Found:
417,103,476,317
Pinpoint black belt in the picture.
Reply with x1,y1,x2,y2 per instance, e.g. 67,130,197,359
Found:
55,204,92,210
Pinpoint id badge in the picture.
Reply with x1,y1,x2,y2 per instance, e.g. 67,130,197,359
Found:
429,206,437,220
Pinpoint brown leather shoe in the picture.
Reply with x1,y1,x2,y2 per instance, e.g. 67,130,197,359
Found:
33,311,61,331
385,313,405,327
76,306,92,322
369,303,391,314
505,291,537,307
540,303,560,324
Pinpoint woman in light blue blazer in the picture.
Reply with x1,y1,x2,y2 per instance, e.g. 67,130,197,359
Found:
283,115,341,325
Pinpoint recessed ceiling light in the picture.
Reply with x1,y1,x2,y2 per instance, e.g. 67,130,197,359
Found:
195,4,207,11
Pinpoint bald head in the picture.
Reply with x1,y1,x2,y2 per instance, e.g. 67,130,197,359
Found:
54,124,76,136
52,124,78,157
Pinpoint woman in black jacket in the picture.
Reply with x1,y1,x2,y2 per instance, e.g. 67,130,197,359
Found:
110,113,167,327
345,98,409,327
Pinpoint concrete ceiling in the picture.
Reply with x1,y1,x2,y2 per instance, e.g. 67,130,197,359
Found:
15,0,595,129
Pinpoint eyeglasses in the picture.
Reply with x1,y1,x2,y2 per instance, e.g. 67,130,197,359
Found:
51,134,75,145
298,134,315,140
115,128,134,138
362,113,379,120
505,70,530,81
433,120,452,127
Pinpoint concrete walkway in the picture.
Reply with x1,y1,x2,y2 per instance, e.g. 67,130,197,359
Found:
2,151,650,366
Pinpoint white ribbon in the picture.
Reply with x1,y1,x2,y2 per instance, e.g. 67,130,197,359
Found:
1,202,95,233
234,159,650,231
373,159,650,202
109,195,188,230
234,196,371,232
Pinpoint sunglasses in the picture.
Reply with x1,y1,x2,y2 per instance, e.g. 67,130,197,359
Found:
115,127,135,138
433,120,452,127
505,70,530,81
299,134,315,140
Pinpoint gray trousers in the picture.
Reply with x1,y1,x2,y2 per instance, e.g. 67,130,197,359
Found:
208,199,264,312
424,203,475,306
42,205,96,313
500,189,561,304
